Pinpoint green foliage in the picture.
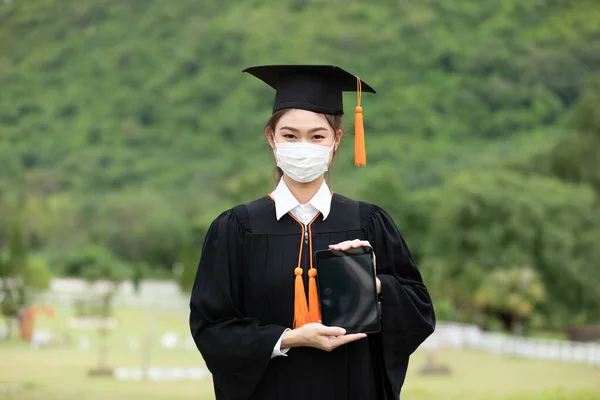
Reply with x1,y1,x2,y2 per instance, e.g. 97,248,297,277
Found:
0,253,53,328
6,214,27,277
21,256,53,291
50,243,130,282
0,214,29,323
178,243,199,293
420,170,600,325
547,91,600,192
474,266,546,332
0,277,25,327
509,89,600,193
1,0,598,199
130,262,148,293
80,190,188,270
357,166,444,265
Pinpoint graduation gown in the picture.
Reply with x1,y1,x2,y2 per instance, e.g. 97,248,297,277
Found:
189,194,435,400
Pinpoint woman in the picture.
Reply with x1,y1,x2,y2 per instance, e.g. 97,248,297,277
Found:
190,65,435,400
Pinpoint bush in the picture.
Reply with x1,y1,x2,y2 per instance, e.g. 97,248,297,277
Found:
22,256,53,291
50,244,132,282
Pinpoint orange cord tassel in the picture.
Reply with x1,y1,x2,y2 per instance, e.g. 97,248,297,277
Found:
293,267,310,328
354,77,366,167
354,107,366,167
308,268,321,322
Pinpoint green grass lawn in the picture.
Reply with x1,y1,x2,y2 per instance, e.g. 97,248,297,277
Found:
1,307,599,400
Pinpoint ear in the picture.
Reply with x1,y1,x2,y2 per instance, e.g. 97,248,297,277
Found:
265,127,276,151
334,129,343,152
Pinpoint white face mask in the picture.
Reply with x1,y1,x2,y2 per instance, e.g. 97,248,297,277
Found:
274,138,336,183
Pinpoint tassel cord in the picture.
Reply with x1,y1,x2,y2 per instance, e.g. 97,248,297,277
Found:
354,76,366,167
288,212,322,328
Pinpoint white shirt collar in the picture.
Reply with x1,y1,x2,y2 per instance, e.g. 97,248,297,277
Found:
270,178,332,221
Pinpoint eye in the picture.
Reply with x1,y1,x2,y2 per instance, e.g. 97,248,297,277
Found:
282,134,297,139
311,135,326,140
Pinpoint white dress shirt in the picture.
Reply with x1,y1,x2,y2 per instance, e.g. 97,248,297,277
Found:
269,178,332,358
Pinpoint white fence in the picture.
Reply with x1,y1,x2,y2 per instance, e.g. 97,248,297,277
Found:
36,278,189,311
48,278,181,297
420,322,600,367
35,279,600,368
33,291,189,311
114,367,209,381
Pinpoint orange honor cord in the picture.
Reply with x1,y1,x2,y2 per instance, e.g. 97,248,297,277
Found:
307,215,321,323
288,213,310,328
354,76,366,167
287,212,322,328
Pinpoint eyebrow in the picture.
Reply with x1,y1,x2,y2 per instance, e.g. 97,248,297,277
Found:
279,126,329,134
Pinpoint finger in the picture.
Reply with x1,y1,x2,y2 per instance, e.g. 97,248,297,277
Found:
330,239,372,251
329,333,367,348
338,239,369,250
329,240,353,251
317,325,346,336
347,332,367,338
339,239,360,250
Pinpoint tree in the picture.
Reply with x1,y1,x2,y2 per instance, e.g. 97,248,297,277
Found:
474,266,546,335
52,243,132,280
178,243,200,293
0,213,28,339
510,90,600,195
356,165,438,265
548,91,600,193
63,244,126,376
82,190,187,271
420,170,600,327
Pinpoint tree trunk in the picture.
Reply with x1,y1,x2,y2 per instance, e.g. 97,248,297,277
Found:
499,312,512,332
4,317,12,339
142,308,155,381
98,291,112,369
512,318,524,337
89,290,114,377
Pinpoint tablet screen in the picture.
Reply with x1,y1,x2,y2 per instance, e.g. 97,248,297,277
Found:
316,250,381,334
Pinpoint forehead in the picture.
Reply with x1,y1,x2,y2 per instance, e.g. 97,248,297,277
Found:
276,109,332,130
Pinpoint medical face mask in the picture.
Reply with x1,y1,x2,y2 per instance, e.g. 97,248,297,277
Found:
273,138,336,183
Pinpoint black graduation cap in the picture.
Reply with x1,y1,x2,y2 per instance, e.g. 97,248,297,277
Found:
243,64,376,166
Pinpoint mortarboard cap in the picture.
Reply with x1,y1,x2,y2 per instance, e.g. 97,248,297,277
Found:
243,65,376,166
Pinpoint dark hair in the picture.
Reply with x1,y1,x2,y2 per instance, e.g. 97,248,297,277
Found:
265,109,343,182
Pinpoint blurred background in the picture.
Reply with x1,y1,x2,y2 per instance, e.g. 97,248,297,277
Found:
1,0,600,399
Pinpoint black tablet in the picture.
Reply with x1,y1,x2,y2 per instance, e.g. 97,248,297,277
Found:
315,247,381,334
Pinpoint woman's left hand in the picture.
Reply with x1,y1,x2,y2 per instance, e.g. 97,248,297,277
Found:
329,239,382,294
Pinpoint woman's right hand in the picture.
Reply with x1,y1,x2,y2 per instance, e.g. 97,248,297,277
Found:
281,323,367,352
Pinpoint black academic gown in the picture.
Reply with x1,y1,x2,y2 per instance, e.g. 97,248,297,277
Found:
189,194,435,400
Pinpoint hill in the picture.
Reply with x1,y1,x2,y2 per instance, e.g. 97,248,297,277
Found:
2,0,598,197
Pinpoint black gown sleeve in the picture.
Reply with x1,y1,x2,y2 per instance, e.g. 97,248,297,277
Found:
189,210,287,400
362,204,436,396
